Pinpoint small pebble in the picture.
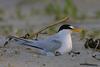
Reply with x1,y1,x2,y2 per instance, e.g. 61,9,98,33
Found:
42,64,46,66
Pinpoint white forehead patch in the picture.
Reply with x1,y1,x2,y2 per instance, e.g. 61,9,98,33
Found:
69,26,74,29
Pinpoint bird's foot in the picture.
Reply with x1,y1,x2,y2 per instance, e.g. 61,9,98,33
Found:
55,51,61,56
68,51,80,57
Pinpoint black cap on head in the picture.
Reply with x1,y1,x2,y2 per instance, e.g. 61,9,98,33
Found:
58,24,74,32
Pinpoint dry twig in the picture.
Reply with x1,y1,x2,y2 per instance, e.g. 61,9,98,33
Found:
35,17,69,39
23,17,69,39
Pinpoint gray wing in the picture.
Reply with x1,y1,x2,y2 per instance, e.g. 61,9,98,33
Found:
34,36,61,52
11,35,61,52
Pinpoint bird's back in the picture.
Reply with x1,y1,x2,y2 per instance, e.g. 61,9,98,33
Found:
31,35,61,52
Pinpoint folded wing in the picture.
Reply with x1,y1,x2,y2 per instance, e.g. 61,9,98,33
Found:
11,35,61,52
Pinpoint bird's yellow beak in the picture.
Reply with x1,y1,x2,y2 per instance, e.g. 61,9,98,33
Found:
72,28,82,32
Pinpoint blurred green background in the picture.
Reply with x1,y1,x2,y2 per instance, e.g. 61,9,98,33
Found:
0,0,100,39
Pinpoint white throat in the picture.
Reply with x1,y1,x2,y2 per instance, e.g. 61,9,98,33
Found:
57,30,72,54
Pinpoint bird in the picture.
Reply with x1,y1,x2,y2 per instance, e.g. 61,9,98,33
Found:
4,24,81,56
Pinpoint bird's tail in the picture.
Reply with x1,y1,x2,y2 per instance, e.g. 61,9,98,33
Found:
4,36,44,50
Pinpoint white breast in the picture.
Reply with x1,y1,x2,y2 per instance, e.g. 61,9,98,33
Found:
56,30,72,54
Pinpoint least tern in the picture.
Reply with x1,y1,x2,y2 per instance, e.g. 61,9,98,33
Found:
4,24,81,56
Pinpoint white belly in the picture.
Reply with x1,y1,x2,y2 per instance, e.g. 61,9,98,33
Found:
57,34,72,54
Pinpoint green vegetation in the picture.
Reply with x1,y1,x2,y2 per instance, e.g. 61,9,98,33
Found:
64,0,77,18
80,29,100,40
15,0,100,20
45,0,77,20
45,3,63,20
14,0,100,20
87,30,100,38
15,0,78,20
